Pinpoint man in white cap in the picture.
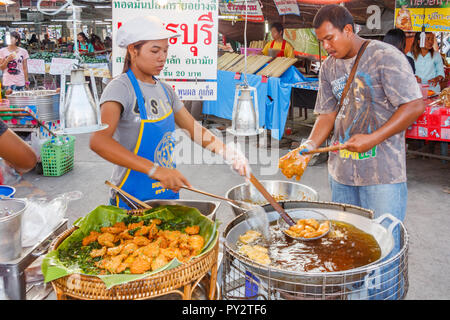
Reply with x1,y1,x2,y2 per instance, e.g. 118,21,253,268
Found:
90,16,250,208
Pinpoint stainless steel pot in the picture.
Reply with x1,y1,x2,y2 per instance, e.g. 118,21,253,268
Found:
7,90,60,121
225,180,319,216
0,199,27,262
223,201,407,293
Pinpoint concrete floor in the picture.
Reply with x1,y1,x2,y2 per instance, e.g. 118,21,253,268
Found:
14,131,450,300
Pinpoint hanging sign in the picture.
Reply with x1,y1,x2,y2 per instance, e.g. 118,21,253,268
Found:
27,59,46,74
112,0,218,81
49,57,78,75
395,0,450,32
218,0,264,22
273,0,300,16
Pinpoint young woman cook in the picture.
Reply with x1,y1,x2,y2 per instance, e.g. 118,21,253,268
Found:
90,16,249,208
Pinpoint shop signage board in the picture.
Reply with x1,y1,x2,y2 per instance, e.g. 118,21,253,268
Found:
273,0,300,16
165,81,217,100
27,59,46,74
218,0,264,22
49,57,78,75
0,2,20,21
395,0,450,32
112,0,219,82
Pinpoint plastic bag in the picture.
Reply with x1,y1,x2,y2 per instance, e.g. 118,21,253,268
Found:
21,191,82,247
0,158,21,185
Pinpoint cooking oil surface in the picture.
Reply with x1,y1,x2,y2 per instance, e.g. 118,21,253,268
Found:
241,220,381,273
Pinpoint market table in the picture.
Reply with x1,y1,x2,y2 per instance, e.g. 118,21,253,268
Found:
405,98,449,160
202,67,317,140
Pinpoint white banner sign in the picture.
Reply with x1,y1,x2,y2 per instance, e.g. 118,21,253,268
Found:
27,59,46,74
219,0,264,22
273,0,300,16
165,81,217,101
112,0,218,81
49,58,78,75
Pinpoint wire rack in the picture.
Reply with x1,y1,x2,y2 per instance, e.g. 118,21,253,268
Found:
221,223,409,300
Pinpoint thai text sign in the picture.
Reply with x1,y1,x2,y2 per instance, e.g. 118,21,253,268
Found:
273,0,300,16
165,81,217,100
218,0,264,22
112,0,218,80
395,0,450,32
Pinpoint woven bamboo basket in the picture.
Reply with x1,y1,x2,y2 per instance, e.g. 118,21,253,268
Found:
49,226,219,300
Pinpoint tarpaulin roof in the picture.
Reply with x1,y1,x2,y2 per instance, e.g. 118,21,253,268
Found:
219,0,396,42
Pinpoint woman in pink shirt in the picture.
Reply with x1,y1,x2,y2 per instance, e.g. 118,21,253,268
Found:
0,32,30,91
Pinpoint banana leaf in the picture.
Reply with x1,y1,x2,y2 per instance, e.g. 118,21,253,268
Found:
42,205,219,289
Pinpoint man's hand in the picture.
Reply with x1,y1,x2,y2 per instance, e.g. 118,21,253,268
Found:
344,133,378,153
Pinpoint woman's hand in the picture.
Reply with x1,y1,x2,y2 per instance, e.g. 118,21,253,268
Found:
152,166,192,192
429,76,443,87
6,54,15,63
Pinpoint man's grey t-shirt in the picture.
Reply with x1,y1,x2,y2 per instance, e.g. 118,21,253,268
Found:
314,40,422,186
99,73,183,192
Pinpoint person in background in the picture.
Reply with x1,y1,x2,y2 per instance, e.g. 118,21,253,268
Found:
104,36,112,49
0,119,37,173
77,32,94,55
262,22,295,58
91,34,106,53
407,32,445,94
28,34,38,46
0,31,30,91
383,28,415,73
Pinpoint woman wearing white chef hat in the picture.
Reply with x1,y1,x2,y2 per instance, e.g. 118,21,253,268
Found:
90,15,250,208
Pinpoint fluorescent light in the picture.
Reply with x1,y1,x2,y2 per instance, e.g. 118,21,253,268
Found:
95,5,111,8
104,19,112,21
20,8,29,11
11,21,35,25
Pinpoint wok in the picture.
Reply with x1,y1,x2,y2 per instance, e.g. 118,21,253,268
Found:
223,201,406,292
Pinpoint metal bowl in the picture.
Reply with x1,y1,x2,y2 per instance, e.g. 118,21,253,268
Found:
225,180,319,216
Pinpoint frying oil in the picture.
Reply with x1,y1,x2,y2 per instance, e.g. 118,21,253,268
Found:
252,220,381,273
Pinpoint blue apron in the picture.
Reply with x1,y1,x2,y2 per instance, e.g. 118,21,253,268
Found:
115,69,179,208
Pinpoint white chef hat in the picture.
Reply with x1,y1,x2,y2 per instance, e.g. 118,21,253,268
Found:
116,15,180,48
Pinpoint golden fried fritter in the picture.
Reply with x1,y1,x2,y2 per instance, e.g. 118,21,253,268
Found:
141,243,160,258
130,255,152,274
185,225,200,235
107,244,124,256
151,254,168,271
82,231,101,246
127,221,144,230
90,246,107,258
97,232,116,247
121,242,138,255
101,221,127,234
188,235,204,255
133,236,151,246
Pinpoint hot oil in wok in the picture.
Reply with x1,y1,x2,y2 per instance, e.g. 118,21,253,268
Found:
242,220,381,273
